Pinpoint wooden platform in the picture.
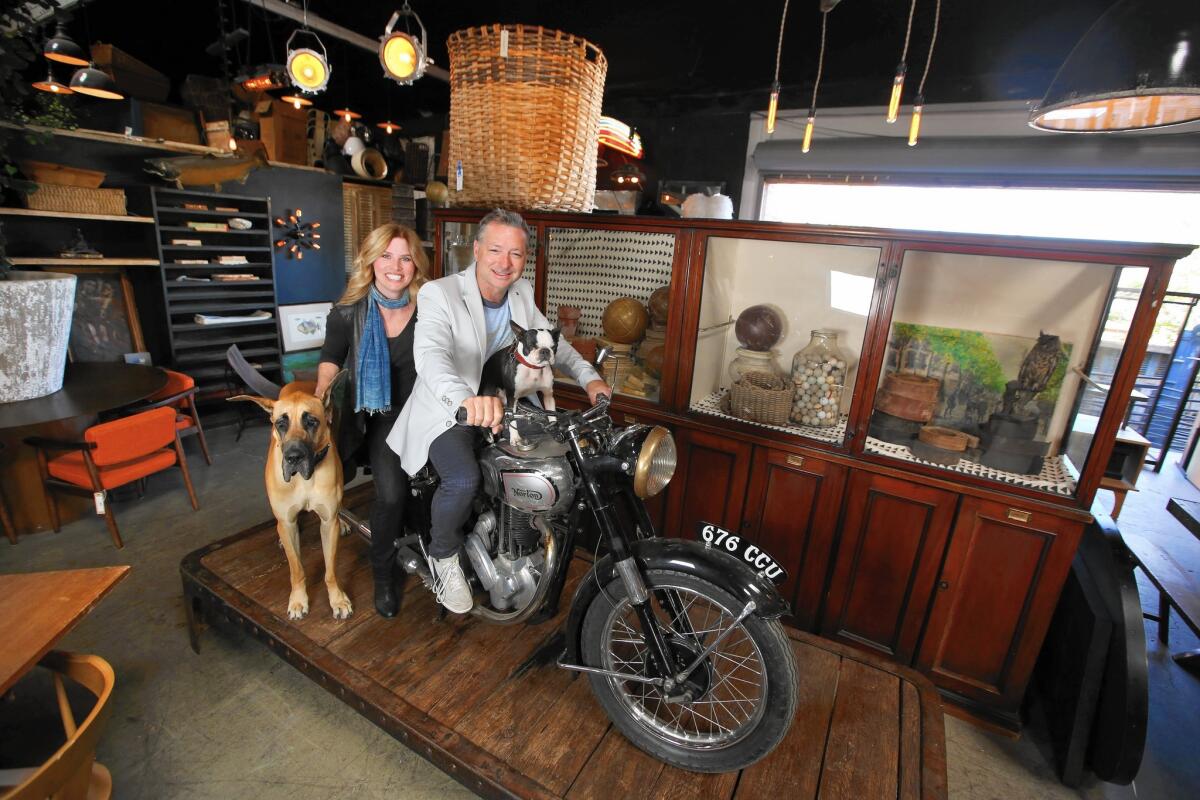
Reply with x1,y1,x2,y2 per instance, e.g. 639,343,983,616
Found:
181,485,947,799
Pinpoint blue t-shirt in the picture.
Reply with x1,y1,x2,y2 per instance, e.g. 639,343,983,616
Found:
482,294,513,359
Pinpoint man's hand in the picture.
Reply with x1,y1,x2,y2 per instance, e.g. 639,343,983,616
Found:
585,379,612,405
461,395,505,433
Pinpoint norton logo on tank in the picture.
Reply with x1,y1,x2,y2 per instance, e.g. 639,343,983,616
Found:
501,472,557,511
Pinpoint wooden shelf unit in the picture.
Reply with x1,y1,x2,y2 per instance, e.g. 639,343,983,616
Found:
0,207,155,223
8,257,160,266
151,187,283,398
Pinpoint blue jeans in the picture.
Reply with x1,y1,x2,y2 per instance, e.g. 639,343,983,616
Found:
426,425,480,559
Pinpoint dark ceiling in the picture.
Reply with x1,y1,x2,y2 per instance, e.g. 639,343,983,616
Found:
50,0,1116,127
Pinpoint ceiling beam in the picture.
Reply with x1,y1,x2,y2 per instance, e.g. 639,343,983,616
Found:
238,0,450,83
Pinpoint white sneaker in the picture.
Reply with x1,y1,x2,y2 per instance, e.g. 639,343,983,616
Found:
431,554,473,614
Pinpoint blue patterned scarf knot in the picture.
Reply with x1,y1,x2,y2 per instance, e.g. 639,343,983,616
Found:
355,285,410,414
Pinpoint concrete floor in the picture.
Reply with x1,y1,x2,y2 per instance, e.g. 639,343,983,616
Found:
1,423,1198,799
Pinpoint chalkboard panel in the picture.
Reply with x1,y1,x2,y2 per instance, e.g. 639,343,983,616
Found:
57,267,144,362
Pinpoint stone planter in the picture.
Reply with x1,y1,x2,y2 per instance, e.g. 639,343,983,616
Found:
0,271,76,402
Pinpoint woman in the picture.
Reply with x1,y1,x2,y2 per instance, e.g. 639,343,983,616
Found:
316,222,427,618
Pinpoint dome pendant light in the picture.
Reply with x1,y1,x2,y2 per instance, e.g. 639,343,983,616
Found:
33,66,74,95
1030,0,1200,132
43,20,88,67
69,63,124,100
379,3,430,85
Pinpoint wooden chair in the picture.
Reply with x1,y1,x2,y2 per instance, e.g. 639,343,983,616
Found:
0,441,15,545
131,369,212,465
0,651,116,800
26,407,199,549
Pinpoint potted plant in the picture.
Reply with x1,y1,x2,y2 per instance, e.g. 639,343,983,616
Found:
1,4,79,402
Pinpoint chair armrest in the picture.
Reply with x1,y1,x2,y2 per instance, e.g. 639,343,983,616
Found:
23,436,96,452
128,386,198,412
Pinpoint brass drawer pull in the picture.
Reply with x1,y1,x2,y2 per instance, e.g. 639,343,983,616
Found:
786,455,805,467
1006,509,1031,523
624,414,640,425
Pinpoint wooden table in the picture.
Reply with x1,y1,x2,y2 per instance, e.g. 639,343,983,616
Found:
181,485,948,799
0,566,129,695
0,363,166,537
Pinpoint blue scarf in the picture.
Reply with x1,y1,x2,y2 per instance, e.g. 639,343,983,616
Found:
355,285,410,414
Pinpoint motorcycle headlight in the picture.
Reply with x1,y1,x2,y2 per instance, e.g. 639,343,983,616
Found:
633,426,676,499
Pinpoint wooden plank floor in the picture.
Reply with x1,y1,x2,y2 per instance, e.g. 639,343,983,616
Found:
181,485,947,799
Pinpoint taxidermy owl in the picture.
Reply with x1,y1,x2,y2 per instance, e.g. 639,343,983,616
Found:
1018,332,1063,394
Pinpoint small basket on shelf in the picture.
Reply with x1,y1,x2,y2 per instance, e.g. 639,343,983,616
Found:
726,371,792,426
21,183,127,216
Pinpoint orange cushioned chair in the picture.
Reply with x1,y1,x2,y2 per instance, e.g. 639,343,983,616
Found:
136,369,212,465
26,406,199,549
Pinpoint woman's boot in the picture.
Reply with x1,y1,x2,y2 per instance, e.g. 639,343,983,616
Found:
374,568,398,617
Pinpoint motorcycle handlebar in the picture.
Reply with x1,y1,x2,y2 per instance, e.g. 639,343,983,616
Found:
454,393,611,429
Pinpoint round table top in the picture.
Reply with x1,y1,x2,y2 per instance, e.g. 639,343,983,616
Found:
0,363,168,429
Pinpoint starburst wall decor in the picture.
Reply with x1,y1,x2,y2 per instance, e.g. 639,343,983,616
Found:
273,208,322,260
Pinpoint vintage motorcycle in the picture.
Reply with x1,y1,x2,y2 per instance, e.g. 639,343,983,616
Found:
338,377,799,772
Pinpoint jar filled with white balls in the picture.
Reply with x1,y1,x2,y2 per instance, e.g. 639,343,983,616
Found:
790,330,849,427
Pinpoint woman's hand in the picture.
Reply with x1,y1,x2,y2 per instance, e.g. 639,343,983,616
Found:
461,395,505,433
585,379,612,405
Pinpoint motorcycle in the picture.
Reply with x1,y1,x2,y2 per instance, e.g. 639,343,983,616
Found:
339,362,799,772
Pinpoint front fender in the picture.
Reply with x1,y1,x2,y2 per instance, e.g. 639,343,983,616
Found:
562,538,790,665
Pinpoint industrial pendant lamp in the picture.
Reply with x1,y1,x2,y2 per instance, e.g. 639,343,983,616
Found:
33,66,74,95
334,108,362,123
1030,0,1200,132
69,63,123,100
886,0,918,123
376,120,401,135
280,94,313,110
764,0,791,134
286,29,331,94
43,20,88,66
379,3,429,85
907,0,941,146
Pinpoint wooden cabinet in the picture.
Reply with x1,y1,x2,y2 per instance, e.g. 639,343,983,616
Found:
915,497,1084,714
664,428,753,540
822,472,958,663
742,448,846,629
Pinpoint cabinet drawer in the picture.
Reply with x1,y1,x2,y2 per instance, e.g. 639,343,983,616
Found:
822,471,958,662
743,448,846,630
915,497,1084,711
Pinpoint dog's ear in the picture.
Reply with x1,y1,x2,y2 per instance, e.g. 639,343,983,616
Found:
509,320,527,338
319,369,348,421
550,327,561,346
228,394,275,415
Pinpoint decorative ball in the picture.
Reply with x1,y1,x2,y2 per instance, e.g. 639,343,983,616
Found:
341,136,365,157
641,344,665,378
735,305,783,351
601,297,650,344
425,180,449,204
648,285,671,327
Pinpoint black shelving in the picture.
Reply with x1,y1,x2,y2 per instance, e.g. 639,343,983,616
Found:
152,187,283,399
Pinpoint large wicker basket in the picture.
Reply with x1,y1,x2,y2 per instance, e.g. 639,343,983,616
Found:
446,25,606,212
727,371,792,426
22,183,126,216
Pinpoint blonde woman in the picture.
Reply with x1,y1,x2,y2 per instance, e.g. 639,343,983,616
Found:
316,222,428,617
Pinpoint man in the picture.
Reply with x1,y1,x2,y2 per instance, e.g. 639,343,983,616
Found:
387,208,611,613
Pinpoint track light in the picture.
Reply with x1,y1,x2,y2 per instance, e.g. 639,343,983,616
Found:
286,28,330,94
33,66,73,95
69,64,124,100
43,20,88,67
379,4,429,85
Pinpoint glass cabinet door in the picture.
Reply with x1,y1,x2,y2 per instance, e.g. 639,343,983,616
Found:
544,226,678,403
688,236,883,446
866,248,1141,499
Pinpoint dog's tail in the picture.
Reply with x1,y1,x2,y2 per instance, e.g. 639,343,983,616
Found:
226,344,282,400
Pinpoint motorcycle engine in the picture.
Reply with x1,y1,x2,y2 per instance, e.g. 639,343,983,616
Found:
467,438,576,612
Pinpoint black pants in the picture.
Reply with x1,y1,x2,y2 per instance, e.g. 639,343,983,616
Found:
365,410,408,576
427,425,480,559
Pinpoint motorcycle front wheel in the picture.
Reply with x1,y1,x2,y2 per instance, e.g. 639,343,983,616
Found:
580,569,798,772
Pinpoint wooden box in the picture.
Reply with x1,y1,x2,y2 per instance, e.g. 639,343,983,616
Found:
258,101,308,165
91,42,169,102
141,102,200,144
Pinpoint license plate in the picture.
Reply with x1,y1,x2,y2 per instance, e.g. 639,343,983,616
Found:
696,521,788,585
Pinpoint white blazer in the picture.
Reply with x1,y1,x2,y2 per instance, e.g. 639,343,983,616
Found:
387,263,602,476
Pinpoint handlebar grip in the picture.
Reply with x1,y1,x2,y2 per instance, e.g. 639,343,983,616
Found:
454,406,469,425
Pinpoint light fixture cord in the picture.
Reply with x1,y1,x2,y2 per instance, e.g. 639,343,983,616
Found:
916,0,941,95
809,9,828,116
898,0,917,63
260,0,276,63
772,0,792,83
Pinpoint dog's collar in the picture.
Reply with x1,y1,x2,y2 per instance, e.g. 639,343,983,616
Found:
512,349,546,371
312,445,329,466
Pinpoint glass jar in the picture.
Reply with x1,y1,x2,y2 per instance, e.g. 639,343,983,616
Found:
790,330,849,427
728,347,783,386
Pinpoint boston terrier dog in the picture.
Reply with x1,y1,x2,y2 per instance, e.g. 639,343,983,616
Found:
480,321,559,446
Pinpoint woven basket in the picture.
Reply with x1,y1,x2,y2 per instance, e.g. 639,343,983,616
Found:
447,25,607,212
729,371,792,426
22,183,126,216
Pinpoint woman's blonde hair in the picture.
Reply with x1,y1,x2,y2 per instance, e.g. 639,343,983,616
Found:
338,222,430,305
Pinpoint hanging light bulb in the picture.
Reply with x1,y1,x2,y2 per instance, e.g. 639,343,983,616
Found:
802,7,831,154
764,0,791,134
802,116,815,153
33,66,73,94
906,0,940,147
886,0,918,123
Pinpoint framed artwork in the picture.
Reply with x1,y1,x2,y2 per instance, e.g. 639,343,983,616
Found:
54,266,145,362
279,302,332,352
281,348,322,382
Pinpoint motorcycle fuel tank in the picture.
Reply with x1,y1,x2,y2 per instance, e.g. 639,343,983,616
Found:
479,439,575,514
